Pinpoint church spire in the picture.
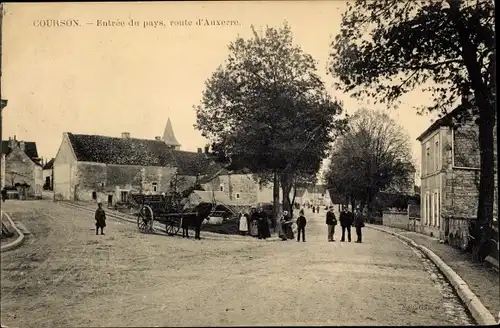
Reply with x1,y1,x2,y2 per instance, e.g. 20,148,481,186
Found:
162,118,181,150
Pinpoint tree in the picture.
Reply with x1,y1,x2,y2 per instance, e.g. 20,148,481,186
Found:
328,0,495,260
195,22,346,223
325,109,415,221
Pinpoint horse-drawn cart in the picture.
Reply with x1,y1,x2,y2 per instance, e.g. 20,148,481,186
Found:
130,194,197,235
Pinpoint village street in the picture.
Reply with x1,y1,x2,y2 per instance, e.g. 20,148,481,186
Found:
1,200,474,327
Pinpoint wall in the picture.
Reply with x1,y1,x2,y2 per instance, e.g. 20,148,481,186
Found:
75,162,177,204
203,173,258,206
53,133,78,200
4,147,43,198
382,211,409,230
43,169,52,189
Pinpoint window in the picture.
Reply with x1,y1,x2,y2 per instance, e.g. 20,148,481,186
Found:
435,191,440,227
220,184,224,192
121,191,128,203
435,139,440,172
99,182,105,188
152,182,158,192
236,193,240,199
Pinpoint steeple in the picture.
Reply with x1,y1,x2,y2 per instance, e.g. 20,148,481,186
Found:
162,118,181,150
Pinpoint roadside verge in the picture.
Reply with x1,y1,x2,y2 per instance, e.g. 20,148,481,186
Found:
367,224,498,326
1,211,25,252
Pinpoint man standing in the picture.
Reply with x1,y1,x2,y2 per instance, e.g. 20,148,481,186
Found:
354,208,365,243
339,207,354,242
95,202,106,235
296,209,307,242
326,206,337,242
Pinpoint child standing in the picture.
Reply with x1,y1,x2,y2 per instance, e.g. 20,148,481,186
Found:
95,202,106,235
296,209,307,242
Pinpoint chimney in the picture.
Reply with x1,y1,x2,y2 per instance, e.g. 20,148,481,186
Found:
155,136,162,141
197,148,202,153
121,132,130,139
19,141,25,152
204,145,210,153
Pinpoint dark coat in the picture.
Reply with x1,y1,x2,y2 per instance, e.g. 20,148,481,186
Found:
354,213,365,228
340,211,354,227
95,208,106,228
297,215,307,228
326,211,337,226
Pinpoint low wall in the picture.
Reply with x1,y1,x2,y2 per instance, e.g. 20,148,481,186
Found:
382,211,409,230
408,217,422,232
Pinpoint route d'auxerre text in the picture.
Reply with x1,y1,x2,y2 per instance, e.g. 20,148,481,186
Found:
32,18,241,28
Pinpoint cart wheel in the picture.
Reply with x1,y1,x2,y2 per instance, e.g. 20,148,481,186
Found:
165,216,182,236
137,205,154,233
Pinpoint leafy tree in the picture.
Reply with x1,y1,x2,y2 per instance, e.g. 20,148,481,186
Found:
328,0,495,260
195,22,346,223
325,109,415,220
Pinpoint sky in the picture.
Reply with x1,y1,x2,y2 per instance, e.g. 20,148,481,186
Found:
2,1,442,184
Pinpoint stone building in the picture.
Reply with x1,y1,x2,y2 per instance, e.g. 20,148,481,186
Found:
1,136,43,198
53,120,222,205
417,102,498,239
301,185,331,207
42,158,54,190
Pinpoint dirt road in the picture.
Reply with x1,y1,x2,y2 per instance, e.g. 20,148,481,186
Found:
1,200,474,327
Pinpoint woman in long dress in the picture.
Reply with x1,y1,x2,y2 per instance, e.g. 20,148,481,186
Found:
239,212,248,236
250,208,259,237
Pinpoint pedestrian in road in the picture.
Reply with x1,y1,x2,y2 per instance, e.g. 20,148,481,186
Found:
339,206,354,242
326,206,337,242
249,208,259,237
95,202,106,235
194,211,204,240
181,216,190,238
354,209,365,243
282,210,294,240
1,188,7,202
316,206,320,213
256,207,270,240
296,209,307,242
312,206,316,214
239,211,248,236
279,211,288,241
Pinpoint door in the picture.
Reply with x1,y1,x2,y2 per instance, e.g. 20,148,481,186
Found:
108,195,113,207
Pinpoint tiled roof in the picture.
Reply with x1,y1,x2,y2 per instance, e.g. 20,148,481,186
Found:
66,133,221,176
1,140,39,161
43,158,54,170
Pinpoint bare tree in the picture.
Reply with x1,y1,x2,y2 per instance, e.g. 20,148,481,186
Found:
325,109,415,219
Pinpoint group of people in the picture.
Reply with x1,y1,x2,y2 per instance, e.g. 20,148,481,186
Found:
326,206,365,243
239,205,366,243
238,207,272,239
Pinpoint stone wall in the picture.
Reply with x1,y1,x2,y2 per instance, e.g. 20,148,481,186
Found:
4,147,43,198
74,162,177,203
453,122,480,168
442,169,480,219
202,173,258,206
382,211,409,230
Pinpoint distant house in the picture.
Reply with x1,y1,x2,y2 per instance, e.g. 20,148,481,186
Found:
302,185,331,207
1,136,43,198
43,158,54,190
53,119,222,205
417,101,498,239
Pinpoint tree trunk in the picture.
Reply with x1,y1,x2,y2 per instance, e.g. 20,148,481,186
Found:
272,170,280,232
290,186,297,218
447,0,496,262
350,196,356,212
280,172,293,215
